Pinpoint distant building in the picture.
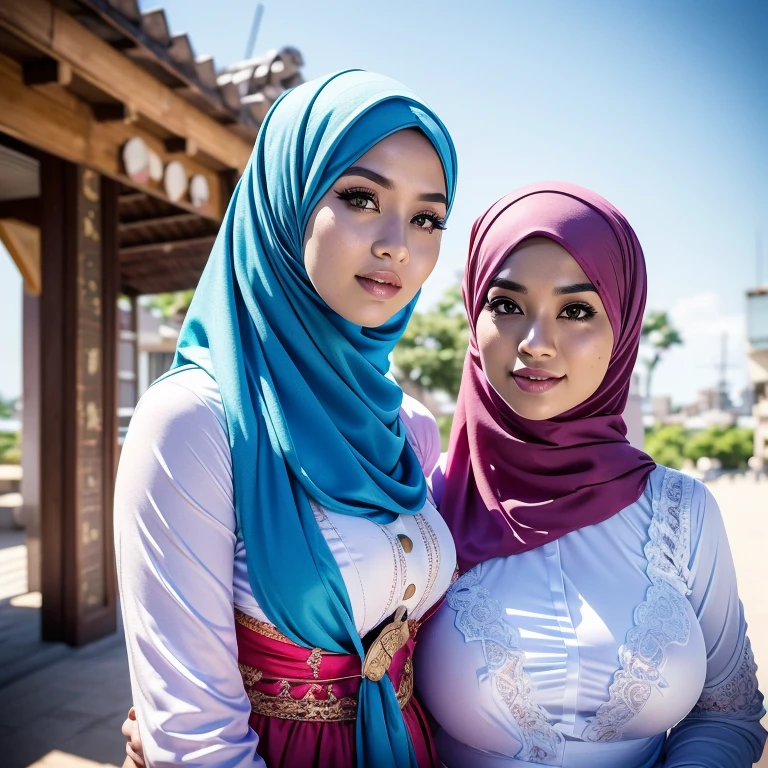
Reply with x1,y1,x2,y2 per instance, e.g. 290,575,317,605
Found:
747,286,768,465
651,395,672,422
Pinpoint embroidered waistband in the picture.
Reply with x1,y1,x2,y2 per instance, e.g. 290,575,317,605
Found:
235,609,416,722
240,658,414,722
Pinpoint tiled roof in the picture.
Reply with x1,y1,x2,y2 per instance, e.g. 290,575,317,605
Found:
70,0,304,140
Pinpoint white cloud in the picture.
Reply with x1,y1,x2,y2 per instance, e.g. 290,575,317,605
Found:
639,292,750,406
668,292,745,343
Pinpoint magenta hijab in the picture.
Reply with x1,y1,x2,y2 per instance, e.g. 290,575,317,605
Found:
442,182,656,573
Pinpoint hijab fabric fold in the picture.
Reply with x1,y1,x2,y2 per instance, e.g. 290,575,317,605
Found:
165,70,457,767
441,182,655,573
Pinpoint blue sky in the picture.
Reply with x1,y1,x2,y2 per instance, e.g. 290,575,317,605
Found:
1,0,766,404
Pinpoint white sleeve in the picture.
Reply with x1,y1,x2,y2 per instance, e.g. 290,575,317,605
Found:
662,483,766,766
114,377,264,767
399,393,441,478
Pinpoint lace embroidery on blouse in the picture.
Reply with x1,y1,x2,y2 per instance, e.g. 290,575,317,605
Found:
584,468,693,742
447,569,563,764
692,636,763,718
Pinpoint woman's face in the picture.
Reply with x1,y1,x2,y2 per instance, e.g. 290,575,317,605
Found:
476,237,615,420
303,129,448,328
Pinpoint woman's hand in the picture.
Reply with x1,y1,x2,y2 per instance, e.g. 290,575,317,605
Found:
121,706,145,767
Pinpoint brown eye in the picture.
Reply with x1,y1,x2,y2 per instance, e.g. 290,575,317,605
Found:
412,212,446,233
559,303,596,322
487,297,521,316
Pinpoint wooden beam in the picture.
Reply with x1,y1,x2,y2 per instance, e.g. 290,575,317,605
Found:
0,53,224,221
117,191,147,205
164,136,191,154
0,197,40,226
41,161,118,645
119,233,216,258
100,173,119,639
76,0,235,119
92,102,137,124
163,136,226,176
22,57,72,86
40,151,68,642
0,0,251,173
0,218,41,294
118,212,200,233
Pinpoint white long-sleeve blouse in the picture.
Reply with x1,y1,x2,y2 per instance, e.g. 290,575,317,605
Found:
417,463,766,768
114,368,457,768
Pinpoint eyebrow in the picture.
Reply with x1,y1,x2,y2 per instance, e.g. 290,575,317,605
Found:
489,278,597,295
340,165,448,206
554,283,598,295
489,278,527,294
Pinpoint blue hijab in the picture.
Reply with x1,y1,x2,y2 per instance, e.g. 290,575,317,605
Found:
170,70,457,767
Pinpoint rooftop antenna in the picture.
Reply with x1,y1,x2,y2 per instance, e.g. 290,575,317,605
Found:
245,3,265,61
697,330,738,410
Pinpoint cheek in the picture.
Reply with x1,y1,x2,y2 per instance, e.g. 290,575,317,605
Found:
476,316,511,382
400,233,443,297
304,208,359,287
416,233,442,275
568,327,613,386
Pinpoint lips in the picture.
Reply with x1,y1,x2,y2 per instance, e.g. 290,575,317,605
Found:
511,367,564,394
356,270,402,300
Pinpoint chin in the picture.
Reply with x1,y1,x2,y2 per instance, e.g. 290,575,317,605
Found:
500,392,560,422
356,299,412,328
349,308,398,328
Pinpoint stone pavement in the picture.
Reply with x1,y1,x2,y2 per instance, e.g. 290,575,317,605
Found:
0,629,131,768
707,475,768,767
0,475,766,767
0,528,130,768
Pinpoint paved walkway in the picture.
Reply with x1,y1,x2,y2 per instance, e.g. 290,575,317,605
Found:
0,476,766,767
0,529,132,768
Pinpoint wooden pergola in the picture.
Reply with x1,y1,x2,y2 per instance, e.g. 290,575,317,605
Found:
0,0,303,645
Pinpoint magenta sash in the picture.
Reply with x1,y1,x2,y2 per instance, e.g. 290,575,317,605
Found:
235,611,439,768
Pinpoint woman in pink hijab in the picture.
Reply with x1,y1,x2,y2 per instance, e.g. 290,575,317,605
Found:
416,182,766,768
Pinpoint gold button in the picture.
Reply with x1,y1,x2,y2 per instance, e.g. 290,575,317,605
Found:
397,535,413,554
403,583,416,600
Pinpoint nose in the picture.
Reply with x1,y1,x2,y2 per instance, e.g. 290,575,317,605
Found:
517,318,556,360
371,215,410,265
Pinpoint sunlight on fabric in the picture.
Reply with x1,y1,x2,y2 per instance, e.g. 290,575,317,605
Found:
26,750,121,767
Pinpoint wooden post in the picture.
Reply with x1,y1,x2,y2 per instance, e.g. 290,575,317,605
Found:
21,290,41,592
40,155,118,645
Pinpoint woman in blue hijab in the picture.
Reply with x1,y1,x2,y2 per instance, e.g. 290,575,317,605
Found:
115,69,458,768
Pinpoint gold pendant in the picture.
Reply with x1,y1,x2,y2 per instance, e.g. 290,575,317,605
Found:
362,606,410,682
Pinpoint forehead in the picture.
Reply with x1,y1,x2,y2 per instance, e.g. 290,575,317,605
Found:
358,128,434,160
493,237,589,283
354,131,445,187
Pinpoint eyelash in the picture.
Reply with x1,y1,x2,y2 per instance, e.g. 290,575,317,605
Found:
485,297,598,323
334,187,447,234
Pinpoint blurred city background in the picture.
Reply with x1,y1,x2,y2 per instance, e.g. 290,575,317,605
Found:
0,0,766,765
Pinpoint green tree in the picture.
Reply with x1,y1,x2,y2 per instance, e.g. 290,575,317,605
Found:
640,311,683,400
145,289,195,321
392,285,469,400
643,424,754,471
685,426,754,470
0,431,21,464
0,394,17,419
644,424,687,469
